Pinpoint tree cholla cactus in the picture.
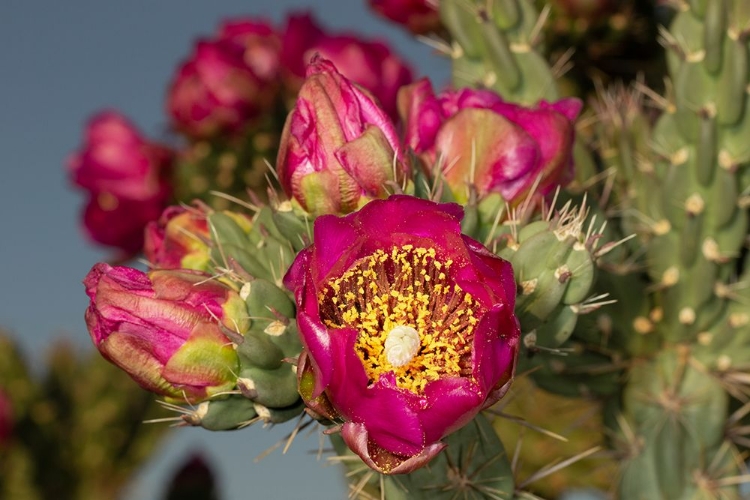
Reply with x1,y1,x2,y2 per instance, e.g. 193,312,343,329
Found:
59,0,750,498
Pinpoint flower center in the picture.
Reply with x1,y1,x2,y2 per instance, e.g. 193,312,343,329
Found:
318,245,483,394
384,325,420,367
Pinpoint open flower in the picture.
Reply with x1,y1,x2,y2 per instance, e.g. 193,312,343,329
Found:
84,264,248,403
284,196,520,473
277,56,407,216
399,79,581,205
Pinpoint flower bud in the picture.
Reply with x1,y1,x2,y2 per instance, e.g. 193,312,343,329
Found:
277,57,407,216
144,205,254,272
84,264,249,403
167,22,281,139
280,12,413,119
368,0,441,35
68,111,173,254
399,79,582,205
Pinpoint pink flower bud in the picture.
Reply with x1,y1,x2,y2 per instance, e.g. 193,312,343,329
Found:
280,12,413,119
277,57,407,215
144,206,211,271
68,111,173,254
84,264,248,403
368,0,441,35
285,196,520,474
399,79,582,205
167,20,281,139
144,205,253,271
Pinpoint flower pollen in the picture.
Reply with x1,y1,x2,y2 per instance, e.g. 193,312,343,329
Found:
318,245,482,394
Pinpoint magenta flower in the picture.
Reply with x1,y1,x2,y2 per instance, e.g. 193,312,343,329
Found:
167,22,280,139
277,56,407,216
284,196,520,474
84,264,248,403
68,111,173,254
280,12,413,119
399,79,582,205
368,0,441,35
82,193,169,255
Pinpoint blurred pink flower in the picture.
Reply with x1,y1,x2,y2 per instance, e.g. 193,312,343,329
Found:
167,25,281,139
68,111,173,254
0,389,12,448
280,12,414,119
368,0,441,34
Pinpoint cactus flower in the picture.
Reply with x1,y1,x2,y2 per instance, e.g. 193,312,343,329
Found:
67,111,173,254
144,206,212,271
284,196,520,474
368,0,441,35
280,12,413,119
167,23,280,139
277,56,407,216
84,264,248,403
399,79,582,204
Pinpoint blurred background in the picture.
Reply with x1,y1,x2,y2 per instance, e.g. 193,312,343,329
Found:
0,1,449,498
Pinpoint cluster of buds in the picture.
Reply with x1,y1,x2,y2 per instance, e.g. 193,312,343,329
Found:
69,11,414,256
169,10,413,139
67,112,174,255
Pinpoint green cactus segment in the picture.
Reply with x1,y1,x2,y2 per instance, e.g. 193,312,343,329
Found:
440,0,558,104
178,203,305,427
382,414,515,500
207,206,296,285
618,347,739,499
633,1,750,344
495,204,598,347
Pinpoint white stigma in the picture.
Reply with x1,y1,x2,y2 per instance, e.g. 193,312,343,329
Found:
384,325,421,367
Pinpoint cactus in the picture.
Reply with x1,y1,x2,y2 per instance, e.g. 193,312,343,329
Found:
69,1,750,497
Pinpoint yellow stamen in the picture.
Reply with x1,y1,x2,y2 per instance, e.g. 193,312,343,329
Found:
318,246,481,394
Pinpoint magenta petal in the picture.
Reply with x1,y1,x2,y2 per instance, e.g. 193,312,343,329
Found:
472,304,520,395
544,97,583,122
462,235,517,308
324,327,425,456
296,311,333,398
420,377,484,444
342,422,447,474
311,214,363,281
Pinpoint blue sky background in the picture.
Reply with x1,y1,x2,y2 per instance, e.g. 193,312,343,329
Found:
0,2,449,498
